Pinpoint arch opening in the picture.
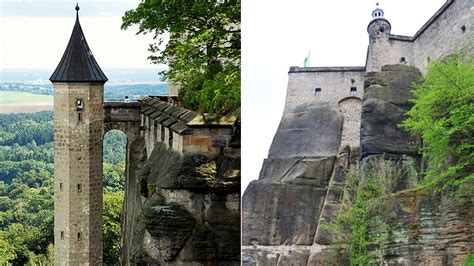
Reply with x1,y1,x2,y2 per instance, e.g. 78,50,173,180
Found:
102,129,127,264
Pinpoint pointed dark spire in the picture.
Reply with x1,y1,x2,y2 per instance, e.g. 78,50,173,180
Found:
50,4,108,83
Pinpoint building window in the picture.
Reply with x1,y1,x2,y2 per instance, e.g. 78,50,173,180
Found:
77,232,82,241
314,88,321,96
60,231,65,239
76,99,84,112
461,25,466,33
77,183,82,192
350,87,357,96
59,182,63,190
379,27,384,33
400,57,406,64
76,99,84,122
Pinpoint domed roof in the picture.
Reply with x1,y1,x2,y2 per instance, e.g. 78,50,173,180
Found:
371,2,385,20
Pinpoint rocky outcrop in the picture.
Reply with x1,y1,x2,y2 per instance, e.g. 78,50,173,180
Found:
360,64,473,264
268,103,343,158
243,64,473,265
361,64,422,159
380,190,473,265
122,138,240,265
242,101,357,264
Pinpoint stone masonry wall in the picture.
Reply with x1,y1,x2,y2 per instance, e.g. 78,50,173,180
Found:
366,0,473,74
285,68,365,111
54,82,104,265
412,0,473,74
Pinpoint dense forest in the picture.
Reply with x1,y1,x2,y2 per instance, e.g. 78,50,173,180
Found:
0,111,127,264
0,82,167,101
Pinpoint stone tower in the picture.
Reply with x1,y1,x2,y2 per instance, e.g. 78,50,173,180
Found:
50,4,108,265
366,2,392,71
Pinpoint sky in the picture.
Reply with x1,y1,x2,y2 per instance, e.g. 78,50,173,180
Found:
241,0,446,193
0,0,158,70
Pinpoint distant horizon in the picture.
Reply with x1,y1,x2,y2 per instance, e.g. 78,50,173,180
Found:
0,68,168,83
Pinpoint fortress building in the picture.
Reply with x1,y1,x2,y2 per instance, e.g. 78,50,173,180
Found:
243,1,473,264
51,4,241,265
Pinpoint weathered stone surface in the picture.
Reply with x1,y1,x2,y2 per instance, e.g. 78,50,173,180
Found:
121,136,149,265
380,190,474,265
359,64,474,264
242,181,326,246
268,103,343,158
122,140,240,265
143,195,196,262
259,156,336,186
146,143,240,193
361,64,422,159
242,245,349,266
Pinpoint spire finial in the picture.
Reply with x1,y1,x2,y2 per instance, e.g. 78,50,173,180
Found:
75,2,80,12
376,1,379,7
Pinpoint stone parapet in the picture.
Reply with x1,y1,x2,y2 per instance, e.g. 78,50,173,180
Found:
139,96,240,157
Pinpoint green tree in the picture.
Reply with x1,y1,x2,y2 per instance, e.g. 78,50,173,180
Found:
103,191,124,264
0,235,16,264
122,0,241,115
402,50,474,190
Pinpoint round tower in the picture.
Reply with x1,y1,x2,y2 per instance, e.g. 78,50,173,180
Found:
366,2,392,72
367,2,391,41
50,4,107,265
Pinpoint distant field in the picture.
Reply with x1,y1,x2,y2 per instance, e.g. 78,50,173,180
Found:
0,91,53,113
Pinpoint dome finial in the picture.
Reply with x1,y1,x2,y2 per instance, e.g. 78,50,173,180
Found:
371,1,384,19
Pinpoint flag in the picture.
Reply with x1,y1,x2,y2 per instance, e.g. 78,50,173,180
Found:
303,50,311,67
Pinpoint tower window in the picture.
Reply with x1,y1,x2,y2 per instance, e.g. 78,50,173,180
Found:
59,182,63,190
461,25,466,33
76,99,84,112
314,88,321,96
77,232,82,241
76,99,84,122
77,183,82,192
350,87,357,96
400,57,406,64
60,231,65,240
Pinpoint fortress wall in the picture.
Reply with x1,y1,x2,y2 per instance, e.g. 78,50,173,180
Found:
285,68,365,111
412,0,473,74
367,38,414,72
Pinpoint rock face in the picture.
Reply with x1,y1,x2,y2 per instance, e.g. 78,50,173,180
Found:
360,64,473,264
380,190,473,265
361,64,422,159
360,65,423,191
243,64,473,265
242,99,358,264
122,139,240,265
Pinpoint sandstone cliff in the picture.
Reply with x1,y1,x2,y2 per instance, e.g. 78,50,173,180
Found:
242,64,473,265
122,138,240,265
